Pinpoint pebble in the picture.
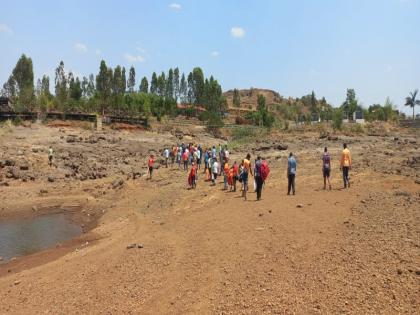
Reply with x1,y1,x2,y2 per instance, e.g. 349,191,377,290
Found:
296,204,303,208
14,280,21,285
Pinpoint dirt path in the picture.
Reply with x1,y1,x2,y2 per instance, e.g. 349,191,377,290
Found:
0,125,419,314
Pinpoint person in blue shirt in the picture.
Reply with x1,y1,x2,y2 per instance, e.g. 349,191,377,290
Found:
287,152,297,195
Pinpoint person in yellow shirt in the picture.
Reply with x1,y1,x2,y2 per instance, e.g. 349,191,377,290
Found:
340,143,352,188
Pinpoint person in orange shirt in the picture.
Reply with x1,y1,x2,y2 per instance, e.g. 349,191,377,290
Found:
223,159,230,190
340,143,352,188
241,153,253,200
148,155,154,180
232,161,239,192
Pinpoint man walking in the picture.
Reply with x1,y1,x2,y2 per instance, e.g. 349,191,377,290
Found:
48,146,54,167
322,147,332,190
254,156,263,201
287,152,297,195
340,143,352,188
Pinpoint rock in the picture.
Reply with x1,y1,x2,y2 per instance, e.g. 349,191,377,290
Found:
40,189,48,194
126,243,137,249
297,204,303,208
19,163,29,170
0,257,3,261
276,144,288,151
137,244,144,249
32,206,38,212
397,268,403,275
47,176,55,182
415,179,420,185
66,135,79,143
14,280,21,285
4,159,15,166
112,178,124,189
327,135,339,141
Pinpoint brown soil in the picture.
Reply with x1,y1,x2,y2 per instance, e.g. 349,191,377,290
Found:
0,122,419,314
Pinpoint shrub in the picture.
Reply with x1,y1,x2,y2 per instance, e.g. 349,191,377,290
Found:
332,108,343,130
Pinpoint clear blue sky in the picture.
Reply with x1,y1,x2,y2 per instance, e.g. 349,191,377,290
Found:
1,0,419,113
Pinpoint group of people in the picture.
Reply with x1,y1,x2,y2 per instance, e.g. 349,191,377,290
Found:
146,142,352,201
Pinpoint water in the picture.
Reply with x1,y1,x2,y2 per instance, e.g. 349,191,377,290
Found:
0,213,82,262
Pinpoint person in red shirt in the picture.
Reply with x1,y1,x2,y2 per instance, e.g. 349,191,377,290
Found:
188,162,197,189
148,155,154,180
232,161,239,192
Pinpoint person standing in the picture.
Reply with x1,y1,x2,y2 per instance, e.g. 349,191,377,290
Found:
163,148,170,168
48,146,54,167
254,156,263,201
148,155,155,180
232,161,239,192
340,143,352,188
287,152,297,195
242,154,253,200
211,158,219,186
188,162,197,189
182,149,189,171
322,147,332,190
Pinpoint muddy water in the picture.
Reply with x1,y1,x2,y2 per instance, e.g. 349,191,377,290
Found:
0,214,82,262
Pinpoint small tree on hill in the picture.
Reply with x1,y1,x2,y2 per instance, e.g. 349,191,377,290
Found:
233,88,241,107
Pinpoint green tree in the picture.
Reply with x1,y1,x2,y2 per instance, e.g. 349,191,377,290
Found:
179,73,187,103
332,108,343,130
127,66,136,93
310,90,317,113
112,66,123,95
191,67,205,105
187,72,194,103
150,72,158,94
342,88,358,120
121,67,127,93
405,89,420,119
232,88,241,107
140,76,149,93
68,75,82,101
2,75,18,99
166,68,174,99
157,72,166,97
96,60,113,113
55,61,68,111
12,54,35,108
173,67,180,101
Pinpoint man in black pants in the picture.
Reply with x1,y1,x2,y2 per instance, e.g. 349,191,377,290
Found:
254,156,263,201
287,152,297,195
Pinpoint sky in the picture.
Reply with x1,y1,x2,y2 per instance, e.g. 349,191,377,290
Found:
0,0,419,113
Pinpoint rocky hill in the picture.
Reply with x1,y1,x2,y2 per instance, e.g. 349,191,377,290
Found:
224,88,287,111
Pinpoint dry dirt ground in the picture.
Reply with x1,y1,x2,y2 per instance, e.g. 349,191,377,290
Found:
0,122,419,314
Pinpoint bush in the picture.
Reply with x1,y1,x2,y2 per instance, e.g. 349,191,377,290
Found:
332,109,343,130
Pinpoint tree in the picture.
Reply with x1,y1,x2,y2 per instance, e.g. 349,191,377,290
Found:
121,67,127,93
405,89,420,119
310,90,317,113
166,68,174,99
332,108,343,130
150,72,158,94
68,75,82,101
87,74,95,98
173,67,180,101
112,66,123,95
140,76,149,93
127,66,136,93
157,72,166,97
2,75,17,98
191,67,205,105
96,60,113,113
233,88,241,107
55,61,68,110
12,54,35,107
342,88,358,120
179,73,187,103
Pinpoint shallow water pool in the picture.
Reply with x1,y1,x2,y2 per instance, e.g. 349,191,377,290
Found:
0,213,82,262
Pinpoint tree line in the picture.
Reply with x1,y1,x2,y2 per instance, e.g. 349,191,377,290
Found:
1,54,226,123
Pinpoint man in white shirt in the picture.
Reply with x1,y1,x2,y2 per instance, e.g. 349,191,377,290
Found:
163,148,169,168
211,158,219,186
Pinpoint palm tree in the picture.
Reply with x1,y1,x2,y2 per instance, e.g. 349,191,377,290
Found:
405,89,420,119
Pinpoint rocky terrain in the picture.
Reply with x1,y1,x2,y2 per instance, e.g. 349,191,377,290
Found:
0,121,419,314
